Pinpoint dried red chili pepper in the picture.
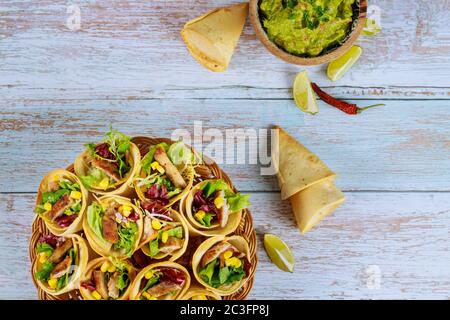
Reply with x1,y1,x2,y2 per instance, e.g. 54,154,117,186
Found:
311,83,384,115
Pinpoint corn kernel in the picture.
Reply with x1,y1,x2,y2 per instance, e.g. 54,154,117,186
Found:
144,270,155,279
151,161,165,174
161,231,169,244
115,217,122,224
98,177,109,190
107,265,116,273
48,278,58,289
142,292,156,300
44,202,52,212
192,295,208,300
119,205,132,217
53,175,60,182
214,196,224,209
151,219,162,230
39,252,50,264
225,257,242,269
100,261,110,273
223,250,233,260
194,210,205,222
70,190,82,200
92,290,102,300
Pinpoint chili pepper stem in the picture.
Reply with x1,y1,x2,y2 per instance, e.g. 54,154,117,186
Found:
357,103,385,114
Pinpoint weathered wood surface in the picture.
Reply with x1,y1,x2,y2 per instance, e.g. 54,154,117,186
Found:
1,99,449,193
1,192,449,300
1,0,449,101
1,0,450,300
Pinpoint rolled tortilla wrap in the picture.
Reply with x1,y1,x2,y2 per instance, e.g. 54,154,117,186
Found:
32,234,89,296
129,261,190,300
83,195,143,259
182,180,244,237
79,257,137,300
134,141,194,209
181,285,221,300
139,208,189,261
74,142,141,197
192,235,251,296
35,169,88,236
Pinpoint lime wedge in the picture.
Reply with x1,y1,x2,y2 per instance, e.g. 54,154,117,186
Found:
362,18,381,36
263,234,295,273
327,45,362,82
292,70,319,115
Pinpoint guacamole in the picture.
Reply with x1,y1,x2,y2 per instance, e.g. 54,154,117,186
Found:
259,0,356,57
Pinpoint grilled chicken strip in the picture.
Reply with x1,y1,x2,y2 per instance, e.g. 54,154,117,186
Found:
50,255,72,279
102,206,119,243
107,272,120,299
48,194,72,220
91,158,121,182
201,241,239,267
145,281,181,298
215,190,229,228
159,237,183,254
48,239,73,264
154,146,187,189
93,270,109,299
142,216,158,243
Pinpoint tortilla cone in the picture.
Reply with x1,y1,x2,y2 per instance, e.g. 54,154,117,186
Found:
181,285,221,300
74,142,141,197
32,234,89,296
36,169,88,236
182,180,242,237
192,235,250,296
135,163,194,208
139,208,190,261
290,176,345,234
79,257,137,300
83,195,143,259
129,261,190,300
273,126,335,200
181,3,248,72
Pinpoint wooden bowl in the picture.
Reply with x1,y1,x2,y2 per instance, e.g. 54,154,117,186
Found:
249,0,368,66
29,137,258,300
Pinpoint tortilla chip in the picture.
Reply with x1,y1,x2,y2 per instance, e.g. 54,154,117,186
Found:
181,3,248,72
290,177,345,234
273,126,335,200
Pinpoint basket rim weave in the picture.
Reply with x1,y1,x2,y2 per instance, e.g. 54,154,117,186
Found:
29,136,257,300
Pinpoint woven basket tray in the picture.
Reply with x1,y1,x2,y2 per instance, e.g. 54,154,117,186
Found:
29,137,257,300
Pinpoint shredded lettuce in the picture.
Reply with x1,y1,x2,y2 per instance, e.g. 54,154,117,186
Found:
142,273,160,292
58,180,80,191
35,261,55,281
104,125,131,177
141,142,169,174
199,259,217,285
202,179,231,198
36,243,54,255
198,258,245,288
42,189,69,205
167,141,194,166
227,193,250,212
167,226,183,239
80,167,105,189
149,238,159,257
113,222,138,257
87,202,104,240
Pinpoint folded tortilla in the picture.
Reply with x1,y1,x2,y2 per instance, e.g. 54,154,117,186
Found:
181,180,243,237
36,169,88,236
74,142,141,197
180,285,221,300
192,235,250,296
273,126,335,200
83,195,143,259
181,3,248,72
290,176,345,234
79,257,137,300
139,208,190,261
129,261,191,300
32,234,89,295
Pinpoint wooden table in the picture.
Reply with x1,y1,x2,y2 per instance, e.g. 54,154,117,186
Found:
1,0,449,300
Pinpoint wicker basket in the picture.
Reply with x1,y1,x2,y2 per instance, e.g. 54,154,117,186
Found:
29,137,257,300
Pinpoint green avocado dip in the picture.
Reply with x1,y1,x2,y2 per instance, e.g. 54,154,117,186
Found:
259,0,356,57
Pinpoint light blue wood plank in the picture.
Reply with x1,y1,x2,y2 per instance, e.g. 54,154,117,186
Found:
0,0,449,101
1,99,449,193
